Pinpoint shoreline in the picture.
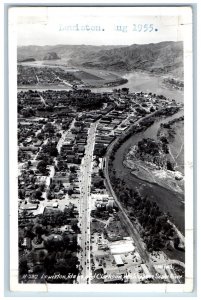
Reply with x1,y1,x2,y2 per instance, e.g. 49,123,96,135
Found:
106,107,184,233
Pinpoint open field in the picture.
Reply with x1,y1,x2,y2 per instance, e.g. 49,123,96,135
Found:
18,62,127,89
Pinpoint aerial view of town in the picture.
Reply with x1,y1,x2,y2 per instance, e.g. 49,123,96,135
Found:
17,41,185,285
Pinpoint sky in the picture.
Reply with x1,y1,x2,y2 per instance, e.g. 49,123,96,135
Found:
12,7,192,46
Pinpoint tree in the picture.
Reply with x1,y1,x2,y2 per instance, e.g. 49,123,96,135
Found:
39,250,46,262
37,160,48,174
72,223,79,233
70,166,76,173
49,147,58,157
56,132,62,138
68,188,74,196
167,160,175,171
18,189,25,199
34,190,42,199
63,234,70,247
22,108,35,118
27,160,32,168
121,87,129,94
98,169,104,178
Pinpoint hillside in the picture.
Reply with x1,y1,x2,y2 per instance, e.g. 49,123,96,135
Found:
17,45,121,62
17,41,183,76
43,52,60,60
74,41,183,75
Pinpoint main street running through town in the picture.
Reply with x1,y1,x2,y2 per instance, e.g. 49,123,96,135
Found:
77,121,99,284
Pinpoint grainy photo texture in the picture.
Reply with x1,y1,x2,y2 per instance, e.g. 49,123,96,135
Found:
9,6,193,291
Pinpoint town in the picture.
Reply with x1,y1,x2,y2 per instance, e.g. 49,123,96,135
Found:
18,76,185,284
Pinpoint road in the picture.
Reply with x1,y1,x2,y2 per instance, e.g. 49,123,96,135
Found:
78,121,98,284
104,156,157,276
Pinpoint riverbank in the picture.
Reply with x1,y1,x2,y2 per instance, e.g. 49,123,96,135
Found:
18,62,184,103
124,114,184,194
108,108,184,234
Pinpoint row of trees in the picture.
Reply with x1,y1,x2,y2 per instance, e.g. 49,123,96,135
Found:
109,176,176,252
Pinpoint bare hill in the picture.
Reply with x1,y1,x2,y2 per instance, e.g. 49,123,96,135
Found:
18,41,183,76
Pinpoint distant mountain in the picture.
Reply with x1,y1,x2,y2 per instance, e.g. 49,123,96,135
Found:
43,52,60,60
17,45,121,62
72,41,183,75
18,57,36,62
17,41,183,76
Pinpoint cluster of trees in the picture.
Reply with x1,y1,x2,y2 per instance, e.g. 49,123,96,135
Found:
37,160,49,175
21,107,36,118
44,122,55,135
92,176,105,189
37,152,54,165
137,138,160,156
37,89,109,111
91,208,109,220
159,136,169,154
163,78,184,89
62,119,72,130
18,219,80,283
109,176,176,252
69,90,108,110
40,208,78,227
47,181,64,199
42,142,58,157
43,249,79,283
18,148,31,163
135,107,148,116
56,159,68,172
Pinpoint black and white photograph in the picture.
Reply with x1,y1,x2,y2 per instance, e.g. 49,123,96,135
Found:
8,5,194,293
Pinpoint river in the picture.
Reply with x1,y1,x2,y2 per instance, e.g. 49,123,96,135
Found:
91,71,183,104
18,62,183,104
18,63,184,232
112,109,184,234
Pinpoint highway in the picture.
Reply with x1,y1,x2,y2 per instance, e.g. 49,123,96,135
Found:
78,121,98,284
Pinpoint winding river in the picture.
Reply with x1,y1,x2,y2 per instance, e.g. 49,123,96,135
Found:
18,63,184,232
112,109,184,234
93,70,185,233
91,71,183,104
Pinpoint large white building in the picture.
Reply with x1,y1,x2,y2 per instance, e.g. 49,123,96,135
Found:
113,255,124,266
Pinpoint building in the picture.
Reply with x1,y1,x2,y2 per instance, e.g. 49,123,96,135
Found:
21,204,38,210
113,255,124,267
109,239,135,254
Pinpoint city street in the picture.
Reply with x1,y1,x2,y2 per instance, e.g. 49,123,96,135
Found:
77,121,98,284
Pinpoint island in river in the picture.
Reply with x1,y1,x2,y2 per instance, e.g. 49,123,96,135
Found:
124,114,184,195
